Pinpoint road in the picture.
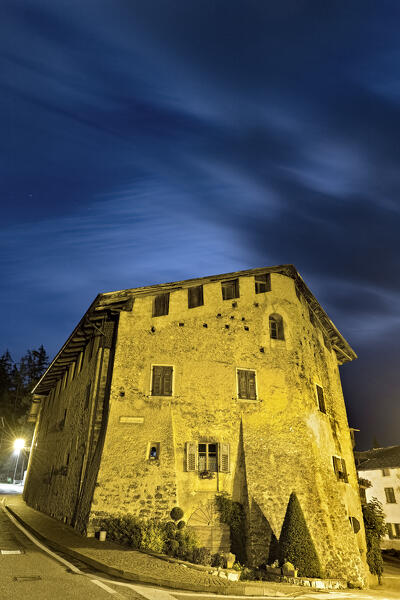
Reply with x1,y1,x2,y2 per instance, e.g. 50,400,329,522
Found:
0,486,400,599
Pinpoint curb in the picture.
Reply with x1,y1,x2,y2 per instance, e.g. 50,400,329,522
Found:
5,504,300,597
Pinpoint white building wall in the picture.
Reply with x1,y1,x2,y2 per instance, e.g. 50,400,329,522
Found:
358,467,400,549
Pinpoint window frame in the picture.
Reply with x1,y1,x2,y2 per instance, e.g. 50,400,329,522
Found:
315,384,327,414
385,487,396,503
332,455,348,482
221,278,239,301
382,468,390,476
188,285,204,309
236,368,257,401
269,314,284,340
152,293,170,317
150,364,174,396
254,273,271,294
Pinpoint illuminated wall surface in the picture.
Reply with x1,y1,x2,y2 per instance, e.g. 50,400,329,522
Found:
24,266,368,585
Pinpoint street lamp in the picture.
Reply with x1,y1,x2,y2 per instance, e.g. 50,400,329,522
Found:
13,439,25,484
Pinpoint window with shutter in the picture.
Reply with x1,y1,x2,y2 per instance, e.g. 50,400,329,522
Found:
153,293,170,317
394,523,400,538
186,442,198,471
237,369,257,400
341,458,348,482
188,285,204,308
221,279,239,300
151,366,173,396
316,384,326,413
385,487,396,503
219,443,230,473
332,456,348,482
255,273,271,294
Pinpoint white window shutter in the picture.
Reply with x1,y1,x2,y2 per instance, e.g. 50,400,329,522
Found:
219,443,230,473
186,442,198,471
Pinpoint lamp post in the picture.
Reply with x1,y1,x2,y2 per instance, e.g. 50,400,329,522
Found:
13,438,25,484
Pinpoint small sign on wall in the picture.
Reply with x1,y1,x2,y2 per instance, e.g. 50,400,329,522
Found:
119,416,144,424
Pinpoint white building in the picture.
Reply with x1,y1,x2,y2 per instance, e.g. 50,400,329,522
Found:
357,446,400,549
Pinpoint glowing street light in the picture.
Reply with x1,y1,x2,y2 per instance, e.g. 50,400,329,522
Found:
13,438,25,483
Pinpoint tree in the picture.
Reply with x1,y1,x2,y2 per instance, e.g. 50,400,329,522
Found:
362,498,386,583
278,492,322,577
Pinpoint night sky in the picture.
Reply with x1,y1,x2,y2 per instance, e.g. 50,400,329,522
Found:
1,1,399,450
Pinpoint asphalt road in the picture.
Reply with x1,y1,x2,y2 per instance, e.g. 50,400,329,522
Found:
1,486,400,600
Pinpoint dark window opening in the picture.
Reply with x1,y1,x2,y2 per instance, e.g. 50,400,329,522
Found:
221,279,239,300
333,456,348,482
148,443,160,460
269,314,284,340
237,369,257,400
385,487,396,503
153,293,170,317
255,273,271,294
316,384,326,413
188,285,204,308
382,468,390,476
198,442,218,472
151,366,173,396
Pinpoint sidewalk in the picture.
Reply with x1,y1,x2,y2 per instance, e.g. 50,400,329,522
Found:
3,496,308,597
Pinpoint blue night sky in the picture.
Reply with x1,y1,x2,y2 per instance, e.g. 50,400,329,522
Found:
1,1,400,449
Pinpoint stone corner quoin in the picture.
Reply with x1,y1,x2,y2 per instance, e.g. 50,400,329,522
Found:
23,264,368,586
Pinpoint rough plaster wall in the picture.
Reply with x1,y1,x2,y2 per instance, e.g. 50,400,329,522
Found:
24,335,104,525
90,272,367,585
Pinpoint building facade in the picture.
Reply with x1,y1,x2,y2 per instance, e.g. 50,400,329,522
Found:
357,446,400,549
24,265,368,585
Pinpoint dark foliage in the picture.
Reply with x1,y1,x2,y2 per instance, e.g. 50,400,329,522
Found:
278,492,322,578
362,498,386,582
215,492,247,563
170,506,184,522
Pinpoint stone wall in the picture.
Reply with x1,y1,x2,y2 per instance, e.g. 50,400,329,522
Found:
89,271,368,585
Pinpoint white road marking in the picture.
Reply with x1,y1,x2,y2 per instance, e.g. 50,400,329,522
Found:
128,585,184,600
91,578,118,594
1,549,22,554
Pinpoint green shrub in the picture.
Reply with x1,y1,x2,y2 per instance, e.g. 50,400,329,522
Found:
192,546,212,565
166,539,180,556
140,519,167,553
177,520,186,530
278,492,322,578
165,521,177,537
175,528,198,560
170,507,184,522
211,552,226,567
362,498,386,583
215,492,247,563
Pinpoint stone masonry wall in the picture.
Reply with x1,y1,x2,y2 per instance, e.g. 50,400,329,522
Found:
90,271,368,586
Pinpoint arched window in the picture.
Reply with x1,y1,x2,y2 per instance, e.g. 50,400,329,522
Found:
269,314,284,340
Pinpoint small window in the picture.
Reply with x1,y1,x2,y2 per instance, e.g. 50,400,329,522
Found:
333,456,348,482
316,384,326,413
151,366,173,396
237,369,257,400
221,279,239,300
255,273,271,294
148,442,160,460
382,468,390,476
269,314,284,340
188,285,204,308
385,487,396,503
349,516,360,534
394,523,400,538
153,293,170,317
387,523,394,539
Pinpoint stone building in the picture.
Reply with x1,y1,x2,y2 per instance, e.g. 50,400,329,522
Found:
357,445,400,549
25,265,368,585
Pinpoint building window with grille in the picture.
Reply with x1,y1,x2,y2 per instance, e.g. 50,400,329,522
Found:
186,442,230,473
151,365,173,396
188,285,204,308
315,384,326,413
153,293,170,317
333,456,348,482
385,487,396,503
269,314,284,340
237,369,257,400
255,273,271,294
221,279,239,300
382,468,390,476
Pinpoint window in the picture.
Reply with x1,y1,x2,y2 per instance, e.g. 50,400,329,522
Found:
151,366,173,396
153,293,170,317
188,285,204,308
185,442,230,473
269,314,284,340
148,442,160,460
237,369,257,400
382,468,390,476
349,516,360,533
385,487,396,503
386,523,400,539
255,273,271,294
221,279,239,300
333,456,348,482
316,384,326,413
395,524,400,538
